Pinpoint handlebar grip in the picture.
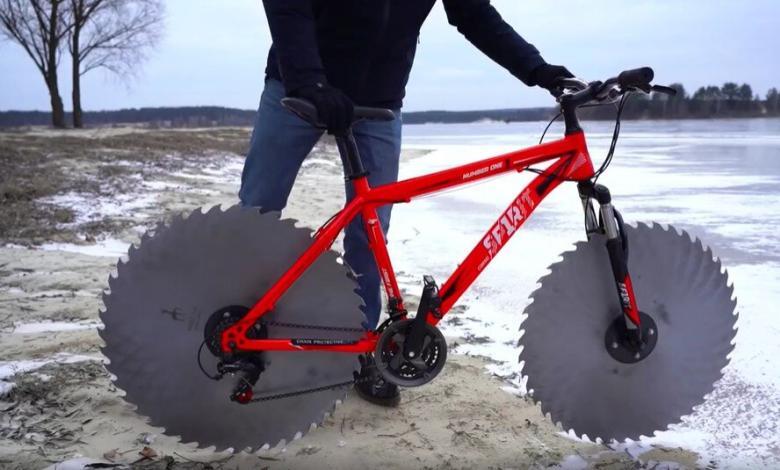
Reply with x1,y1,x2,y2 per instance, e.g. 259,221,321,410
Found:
617,67,655,89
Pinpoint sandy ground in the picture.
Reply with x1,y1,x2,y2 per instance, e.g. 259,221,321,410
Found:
0,128,699,469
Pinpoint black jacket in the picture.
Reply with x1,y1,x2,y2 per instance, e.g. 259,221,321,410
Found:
262,0,546,109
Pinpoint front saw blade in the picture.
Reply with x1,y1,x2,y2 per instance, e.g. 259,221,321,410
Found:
519,223,737,442
99,205,365,451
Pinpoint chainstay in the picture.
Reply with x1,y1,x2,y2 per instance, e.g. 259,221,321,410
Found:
265,320,365,334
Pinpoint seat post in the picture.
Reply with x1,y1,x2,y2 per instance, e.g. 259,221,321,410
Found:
335,131,368,180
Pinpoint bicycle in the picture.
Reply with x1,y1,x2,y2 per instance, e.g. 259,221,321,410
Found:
100,67,737,450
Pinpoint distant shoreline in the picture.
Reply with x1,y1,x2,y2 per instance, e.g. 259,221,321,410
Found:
1,105,778,129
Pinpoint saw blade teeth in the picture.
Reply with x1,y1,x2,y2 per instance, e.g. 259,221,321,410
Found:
205,204,222,216
680,226,694,244
169,212,184,226
107,273,119,292
726,278,737,302
712,253,722,273
704,244,715,263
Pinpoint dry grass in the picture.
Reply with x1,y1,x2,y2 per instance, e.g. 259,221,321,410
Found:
0,128,250,245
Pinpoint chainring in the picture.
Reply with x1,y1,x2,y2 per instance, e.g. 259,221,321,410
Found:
375,318,447,387
519,223,737,442
99,205,365,451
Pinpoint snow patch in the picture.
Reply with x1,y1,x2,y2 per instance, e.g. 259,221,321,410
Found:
40,238,129,258
558,454,588,469
0,353,101,397
39,191,156,225
12,320,102,334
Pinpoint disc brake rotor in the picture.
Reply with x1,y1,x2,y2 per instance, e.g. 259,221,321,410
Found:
519,223,737,442
99,205,365,451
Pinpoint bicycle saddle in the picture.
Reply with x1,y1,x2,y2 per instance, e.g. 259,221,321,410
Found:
281,97,396,130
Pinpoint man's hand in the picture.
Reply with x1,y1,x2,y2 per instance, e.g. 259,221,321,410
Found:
531,64,575,93
291,83,354,135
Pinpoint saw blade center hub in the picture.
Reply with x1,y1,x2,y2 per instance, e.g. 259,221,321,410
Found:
604,311,659,364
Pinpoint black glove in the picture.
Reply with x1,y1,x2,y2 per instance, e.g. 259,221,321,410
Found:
531,63,575,92
291,82,354,135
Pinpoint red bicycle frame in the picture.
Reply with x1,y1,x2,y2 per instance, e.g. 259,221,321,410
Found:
221,130,596,354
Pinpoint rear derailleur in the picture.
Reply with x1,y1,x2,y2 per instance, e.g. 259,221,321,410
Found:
202,305,267,404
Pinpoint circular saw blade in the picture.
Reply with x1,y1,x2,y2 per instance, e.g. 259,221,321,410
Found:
519,223,737,442
99,205,365,451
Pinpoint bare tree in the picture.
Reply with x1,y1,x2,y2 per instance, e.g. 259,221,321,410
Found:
0,0,71,128
68,0,163,127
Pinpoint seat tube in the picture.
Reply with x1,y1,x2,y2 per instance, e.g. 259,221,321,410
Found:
359,198,405,314
339,130,405,311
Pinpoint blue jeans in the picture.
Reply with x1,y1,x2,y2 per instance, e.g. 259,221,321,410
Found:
239,79,402,329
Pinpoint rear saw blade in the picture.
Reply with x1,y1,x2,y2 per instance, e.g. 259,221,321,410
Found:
519,223,737,442
99,205,365,451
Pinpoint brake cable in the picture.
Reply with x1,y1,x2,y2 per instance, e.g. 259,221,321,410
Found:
538,111,563,145
528,90,632,233
593,92,631,181
529,98,624,179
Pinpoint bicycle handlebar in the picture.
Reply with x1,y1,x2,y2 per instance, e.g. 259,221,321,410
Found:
556,66,676,109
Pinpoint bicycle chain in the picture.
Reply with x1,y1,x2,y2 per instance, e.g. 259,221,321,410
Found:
264,320,365,334
246,320,372,402
249,374,374,403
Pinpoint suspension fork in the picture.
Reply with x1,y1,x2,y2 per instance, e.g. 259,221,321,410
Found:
578,182,642,334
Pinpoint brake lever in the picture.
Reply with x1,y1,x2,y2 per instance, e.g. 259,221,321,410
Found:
552,77,590,100
651,84,678,96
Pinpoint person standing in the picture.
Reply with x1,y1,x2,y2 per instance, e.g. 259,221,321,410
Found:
240,0,573,407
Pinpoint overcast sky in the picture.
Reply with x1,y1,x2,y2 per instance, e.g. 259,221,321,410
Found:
1,0,778,112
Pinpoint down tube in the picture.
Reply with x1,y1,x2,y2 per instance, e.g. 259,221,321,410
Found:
434,158,575,323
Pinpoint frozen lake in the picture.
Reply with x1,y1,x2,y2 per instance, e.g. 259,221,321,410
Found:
390,118,780,468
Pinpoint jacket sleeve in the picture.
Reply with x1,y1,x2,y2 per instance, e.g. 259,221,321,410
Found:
262,0,327,94
442,0,546,86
